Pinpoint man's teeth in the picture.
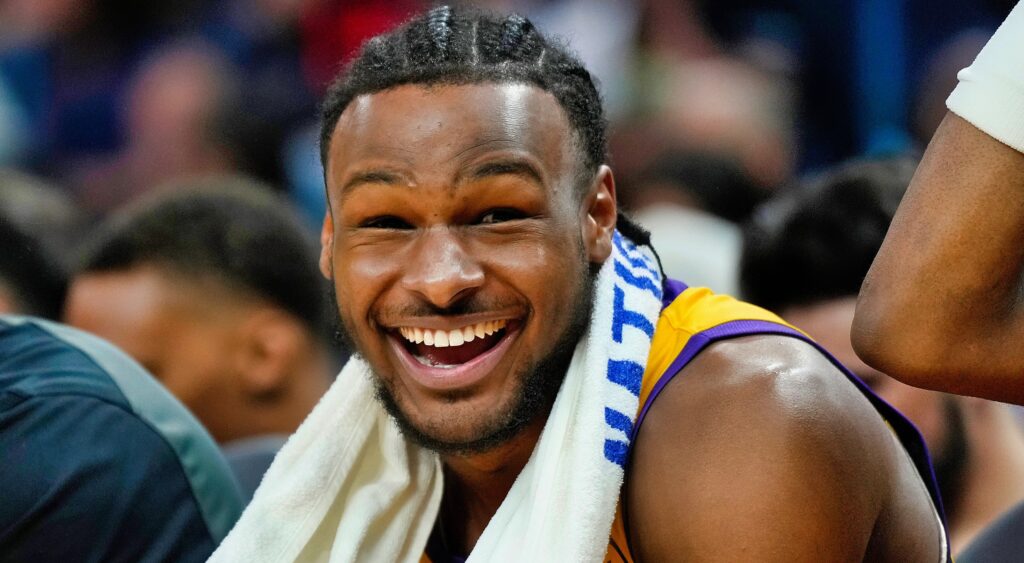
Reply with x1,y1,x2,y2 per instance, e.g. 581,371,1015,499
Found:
398,320,507,348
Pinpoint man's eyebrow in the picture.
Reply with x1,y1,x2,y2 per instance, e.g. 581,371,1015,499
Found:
463,159,545,187
338,170,405,203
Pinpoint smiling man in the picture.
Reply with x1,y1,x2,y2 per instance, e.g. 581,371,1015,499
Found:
212,7,949,562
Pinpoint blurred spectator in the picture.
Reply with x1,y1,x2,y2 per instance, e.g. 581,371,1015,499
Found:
650,56,795,189
64,178,335,499
740,157,1024,555
0,171,79,318
628,149,764,222
0,0,160,171
0,217,65,319
0,168,85,267
73,40,242,213
0,0,1012,214
204,0,321,186
609,53,796,196
0,315,243,560
623,150,759,295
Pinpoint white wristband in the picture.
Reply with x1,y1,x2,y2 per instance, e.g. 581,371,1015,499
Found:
946,1,1024,153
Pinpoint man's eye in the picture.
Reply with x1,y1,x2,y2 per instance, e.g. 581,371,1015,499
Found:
361,216,413,229
478,208,527,225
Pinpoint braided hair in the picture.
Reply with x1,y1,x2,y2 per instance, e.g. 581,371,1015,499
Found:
319,6,607,190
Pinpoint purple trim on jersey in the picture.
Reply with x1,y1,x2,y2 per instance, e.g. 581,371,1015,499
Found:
661,278,688,309
632,320,811,439
629,318,949,537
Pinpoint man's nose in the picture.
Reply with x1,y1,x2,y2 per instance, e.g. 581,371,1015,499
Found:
401,228,485,308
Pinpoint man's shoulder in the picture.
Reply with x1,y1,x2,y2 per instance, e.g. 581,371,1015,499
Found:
645,287,885,455
624,333,926,560
647,333,886,450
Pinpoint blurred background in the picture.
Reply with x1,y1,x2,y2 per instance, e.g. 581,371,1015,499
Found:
0,0,1014,231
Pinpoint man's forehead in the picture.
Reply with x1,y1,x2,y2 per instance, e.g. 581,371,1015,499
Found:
327,82,574,166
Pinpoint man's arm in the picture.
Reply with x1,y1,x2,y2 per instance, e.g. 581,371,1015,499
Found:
626,336,942,562
851,113,1024,404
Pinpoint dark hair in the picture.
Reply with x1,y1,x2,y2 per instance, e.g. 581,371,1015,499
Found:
78,178,328,336
318,5,607,185
740,157,916,312
0,216,67,319
632,149,764,223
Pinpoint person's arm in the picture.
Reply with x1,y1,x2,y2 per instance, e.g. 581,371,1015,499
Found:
626,336,942,561
852,1,1024,404
852,114,1024,403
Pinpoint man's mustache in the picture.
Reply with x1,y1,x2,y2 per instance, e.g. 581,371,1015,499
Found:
375,296,524,322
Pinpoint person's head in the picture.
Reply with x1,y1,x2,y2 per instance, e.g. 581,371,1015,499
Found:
65,178,332,442
0,170,82,318
0,169,85,268
127,40,240,158
625,149,762,223
0,216,67,319
740,156,968,509
317,6,623,455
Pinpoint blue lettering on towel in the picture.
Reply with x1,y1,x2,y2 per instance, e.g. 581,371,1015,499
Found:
613,232,659,277
604,439,630,467
604,407,634,436
614,260,661,298
612,286,655,342
606,359,643,396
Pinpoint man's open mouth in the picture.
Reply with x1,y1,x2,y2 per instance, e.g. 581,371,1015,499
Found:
387,318,519,391
396,320,509,367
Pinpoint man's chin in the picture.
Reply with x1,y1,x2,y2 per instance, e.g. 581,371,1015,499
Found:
372,379,541,455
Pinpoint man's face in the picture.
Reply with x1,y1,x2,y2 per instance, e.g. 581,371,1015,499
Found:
783,297,967,498
64,267,242,441
320,83,614,453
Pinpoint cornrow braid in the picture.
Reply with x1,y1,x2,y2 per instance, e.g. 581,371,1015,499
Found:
426,5,453,51
318,5,607,194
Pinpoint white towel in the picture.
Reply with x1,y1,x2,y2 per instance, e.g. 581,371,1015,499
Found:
209,230,664,563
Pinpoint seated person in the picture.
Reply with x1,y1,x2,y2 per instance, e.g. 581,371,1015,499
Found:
64,179,336,500
0,315,243,561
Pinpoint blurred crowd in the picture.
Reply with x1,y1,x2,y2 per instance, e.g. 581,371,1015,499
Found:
0,0,1012,219
1,0,1022,559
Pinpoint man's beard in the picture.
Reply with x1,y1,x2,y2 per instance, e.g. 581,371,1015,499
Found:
326,263,598,456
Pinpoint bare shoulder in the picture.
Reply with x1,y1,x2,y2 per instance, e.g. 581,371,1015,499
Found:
625,334,943,562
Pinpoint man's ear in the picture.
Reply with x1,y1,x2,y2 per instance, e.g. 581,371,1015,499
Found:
582,165,617,265
233,308,306,401
319,210,334,280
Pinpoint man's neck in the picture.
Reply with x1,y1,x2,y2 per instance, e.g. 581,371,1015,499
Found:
438,416,546,555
